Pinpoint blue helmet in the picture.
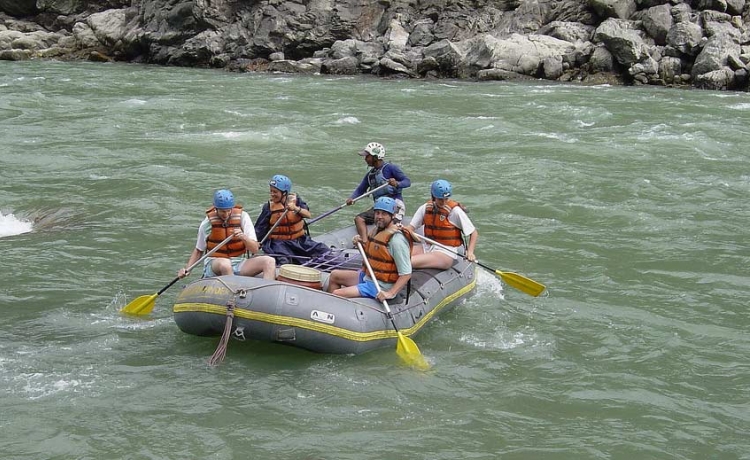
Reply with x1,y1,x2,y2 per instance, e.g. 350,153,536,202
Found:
213,189,235,209
431,179,452,199
373,196,397,215
269,174,292,193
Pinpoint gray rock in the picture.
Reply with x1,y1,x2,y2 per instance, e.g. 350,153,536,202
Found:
321,56,359,75
696,0,727,13
588,0,638,19
87,8,137,48
0,48,32,59
72,22,100,49
727,53,746,70
378,57,415,76
691,34,740,77
0,0,37,17
657,55,682,83
693,67,735,89
542,55,564,79
594,18,649,66
666,21,703,56
538,21,595,43
268,59,320,74
641,4,672,45
0,30,24,50
408,20,434,47
476,67,536,81
725,0,745,15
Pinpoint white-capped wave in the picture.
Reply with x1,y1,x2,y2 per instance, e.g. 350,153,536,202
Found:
536,132,578,143
0,212,33,238
20,373,94,400
459,329,529,350
121,98,148,106
335,116,360,125
223,109,252,117
213,131,245,139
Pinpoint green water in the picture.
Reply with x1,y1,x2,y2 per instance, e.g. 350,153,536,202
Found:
1,60,748,459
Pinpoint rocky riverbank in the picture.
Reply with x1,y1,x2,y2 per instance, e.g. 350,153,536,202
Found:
1,0,749,90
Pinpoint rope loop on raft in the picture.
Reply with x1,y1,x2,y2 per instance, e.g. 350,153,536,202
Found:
208,299,236,367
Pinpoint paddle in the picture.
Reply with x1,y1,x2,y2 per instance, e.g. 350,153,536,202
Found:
414,233,546,297
306,183,390,225
356,242,430,370
120,233,236,316
258,207,289,247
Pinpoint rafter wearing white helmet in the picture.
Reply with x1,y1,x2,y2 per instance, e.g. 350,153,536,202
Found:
359,142,386,159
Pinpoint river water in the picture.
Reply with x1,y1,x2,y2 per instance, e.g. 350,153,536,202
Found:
1,60,748,459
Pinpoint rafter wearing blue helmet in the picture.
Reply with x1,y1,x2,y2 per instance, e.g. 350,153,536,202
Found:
213,189,235,209
176,189,277,282
327,195,413,302
405,179,479,270
346,141,411,244
373,196,397,214
254,175,331,265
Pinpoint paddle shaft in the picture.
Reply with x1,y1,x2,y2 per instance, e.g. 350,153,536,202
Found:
306,183,390,225
160,232,237,294
356,242,399,325
258,207,289,247
355,241,429,370
415,233,545,297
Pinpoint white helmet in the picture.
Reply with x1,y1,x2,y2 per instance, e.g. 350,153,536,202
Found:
359,142,386,159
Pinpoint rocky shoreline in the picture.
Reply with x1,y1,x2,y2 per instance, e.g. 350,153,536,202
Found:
1,0,749,91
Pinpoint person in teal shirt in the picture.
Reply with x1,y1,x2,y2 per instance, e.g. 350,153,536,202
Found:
328,197,412,302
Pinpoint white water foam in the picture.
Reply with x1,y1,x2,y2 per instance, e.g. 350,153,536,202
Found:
335,116,360,125
728,102,750,110
0,212,33,238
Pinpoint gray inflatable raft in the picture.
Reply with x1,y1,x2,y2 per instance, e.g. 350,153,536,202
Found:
172,223,477,355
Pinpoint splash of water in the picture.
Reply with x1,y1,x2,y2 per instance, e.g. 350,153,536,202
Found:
0,212,33,238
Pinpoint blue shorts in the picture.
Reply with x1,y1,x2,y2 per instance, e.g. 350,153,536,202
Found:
356,270,379,299
203,257,243,278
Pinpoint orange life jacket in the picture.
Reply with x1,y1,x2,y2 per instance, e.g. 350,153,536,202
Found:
423,199,464,247
268,201,305,240
364,227,413,283
205,206,246,258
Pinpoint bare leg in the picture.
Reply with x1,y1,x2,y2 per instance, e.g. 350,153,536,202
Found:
239,256,277,280
411,251,454,270
332,285,362,298
327,269,359,293
210,258,234,276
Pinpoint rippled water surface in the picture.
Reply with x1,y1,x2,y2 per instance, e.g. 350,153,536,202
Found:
1,61,748,459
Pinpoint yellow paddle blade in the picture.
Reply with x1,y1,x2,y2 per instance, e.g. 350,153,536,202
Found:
396,333,430,371
497,270,546,297
120,293,158,316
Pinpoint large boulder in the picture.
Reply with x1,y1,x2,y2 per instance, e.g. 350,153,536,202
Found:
588,0,638,19
538,21,596,43
0,0,37,17
593,18,650,66
86,8,138,48
641,4,672,45
448,33,574,77
692,33,741,76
